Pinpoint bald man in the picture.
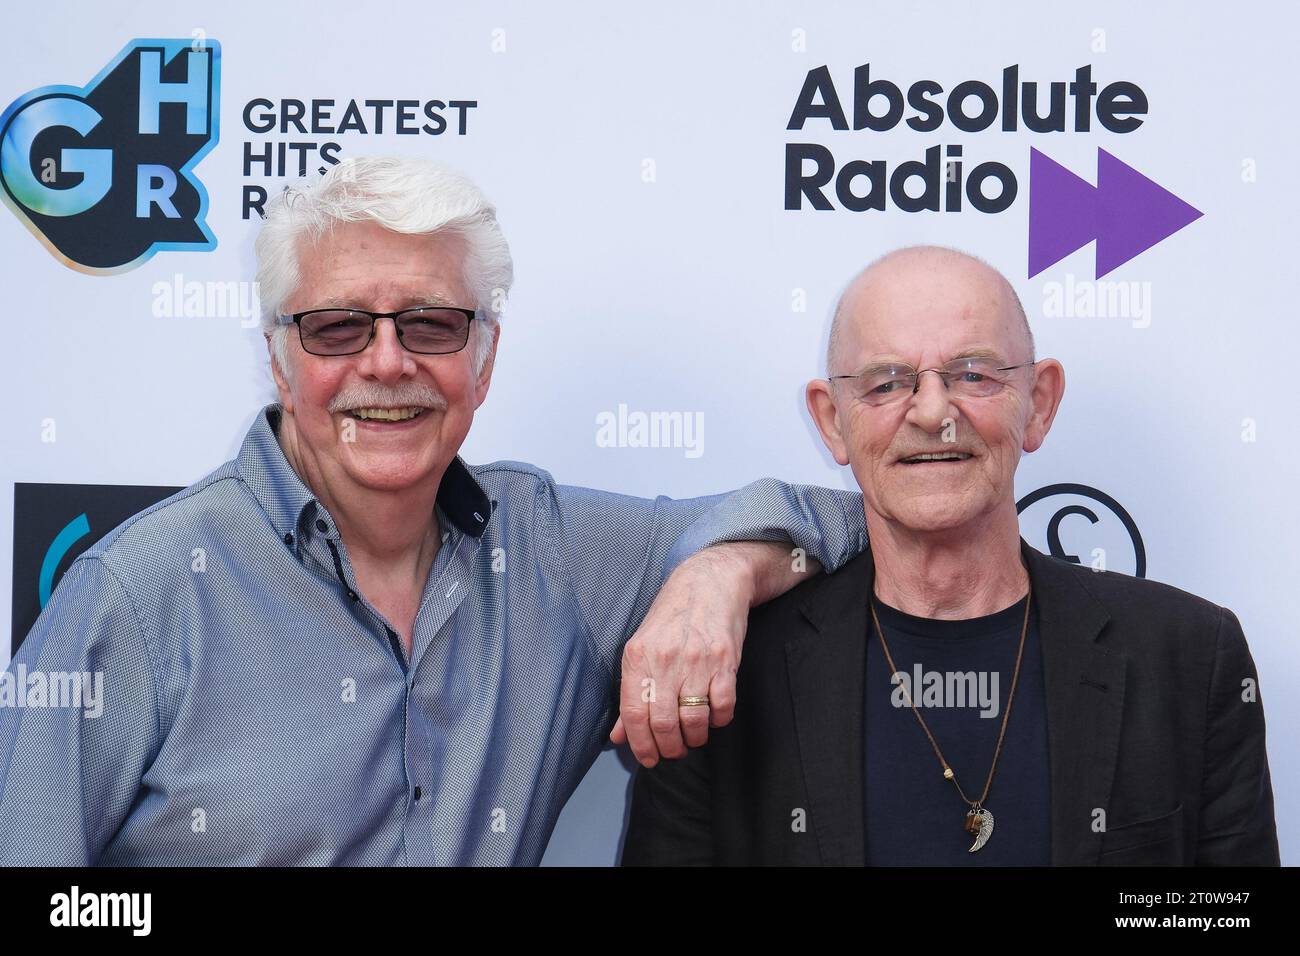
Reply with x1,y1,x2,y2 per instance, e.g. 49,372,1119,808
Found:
622,246,1279,866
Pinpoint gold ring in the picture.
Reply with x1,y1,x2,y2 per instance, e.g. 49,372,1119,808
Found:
678,695,710,707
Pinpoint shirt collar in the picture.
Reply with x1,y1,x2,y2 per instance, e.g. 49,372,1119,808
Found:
235,403,493,541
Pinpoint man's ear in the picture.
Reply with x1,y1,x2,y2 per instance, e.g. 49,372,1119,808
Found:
1023,359,1065,453
806,379,851,466
265,330,294,414
473,321,500,409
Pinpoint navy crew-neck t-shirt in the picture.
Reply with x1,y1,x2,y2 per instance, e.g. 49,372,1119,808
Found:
864,594,1051,865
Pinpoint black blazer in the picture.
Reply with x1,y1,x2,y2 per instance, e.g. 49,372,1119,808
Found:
622,540,1280,866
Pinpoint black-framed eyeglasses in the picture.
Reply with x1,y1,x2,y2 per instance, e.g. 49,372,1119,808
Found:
829,357,1036,407
281,306,477,356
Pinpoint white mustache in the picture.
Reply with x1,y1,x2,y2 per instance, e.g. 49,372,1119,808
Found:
328,386,448,413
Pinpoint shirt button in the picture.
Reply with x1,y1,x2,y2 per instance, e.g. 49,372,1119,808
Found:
315,519,328,533
413,786,422,801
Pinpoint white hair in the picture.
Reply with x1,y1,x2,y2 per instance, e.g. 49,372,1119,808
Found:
255,156,514,380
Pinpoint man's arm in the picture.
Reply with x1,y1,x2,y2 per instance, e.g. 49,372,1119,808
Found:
1195,606,1280,865
551,477,864,766
621,741,714,866
611,541,813,765
0,556,159,865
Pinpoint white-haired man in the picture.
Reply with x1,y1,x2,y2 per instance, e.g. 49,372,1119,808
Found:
0,157,866,865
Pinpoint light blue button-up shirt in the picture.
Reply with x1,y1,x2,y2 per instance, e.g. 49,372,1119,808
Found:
0,403,864,865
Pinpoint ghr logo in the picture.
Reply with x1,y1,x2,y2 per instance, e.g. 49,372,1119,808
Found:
0,37,221,273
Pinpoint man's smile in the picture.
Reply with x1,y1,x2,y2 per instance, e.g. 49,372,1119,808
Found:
337,406,436,432
346,406,428,422
897,451,974,465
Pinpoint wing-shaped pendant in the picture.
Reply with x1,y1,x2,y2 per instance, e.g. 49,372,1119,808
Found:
967,808,994,853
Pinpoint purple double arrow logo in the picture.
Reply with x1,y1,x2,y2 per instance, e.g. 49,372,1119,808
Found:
1028,147,1202,279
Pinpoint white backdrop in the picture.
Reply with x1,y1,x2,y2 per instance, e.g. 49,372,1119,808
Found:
1,0,1295,865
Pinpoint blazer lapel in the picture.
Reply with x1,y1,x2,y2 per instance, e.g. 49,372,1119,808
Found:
786,551,872,865
1021,539,1126,865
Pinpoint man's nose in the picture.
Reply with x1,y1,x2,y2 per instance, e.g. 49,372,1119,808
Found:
904,369,956,432
356,318,415,382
